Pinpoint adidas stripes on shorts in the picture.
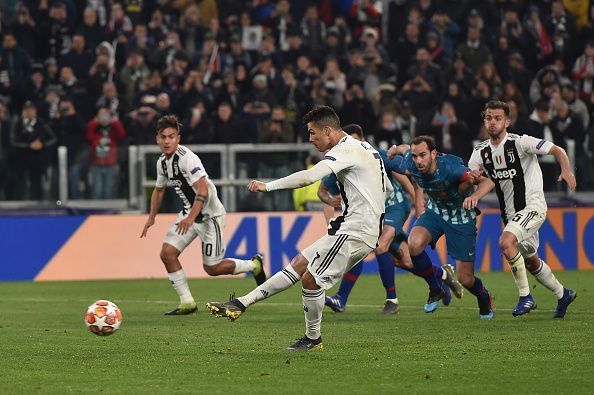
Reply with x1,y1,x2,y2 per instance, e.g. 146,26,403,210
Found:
504,207,546,258
301,234,372,290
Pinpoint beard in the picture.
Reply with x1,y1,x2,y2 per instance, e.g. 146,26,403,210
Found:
488,124,506,138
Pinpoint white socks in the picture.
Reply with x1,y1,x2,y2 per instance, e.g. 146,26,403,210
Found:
507,252,530,297
168,269,194,304
237,265,301,308
231,258,256,274
532,259,564,299
302,288,325,340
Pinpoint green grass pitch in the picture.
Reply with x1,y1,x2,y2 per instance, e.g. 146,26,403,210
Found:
1,271,593,394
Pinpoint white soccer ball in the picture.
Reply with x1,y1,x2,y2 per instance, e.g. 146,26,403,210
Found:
84,300,123,336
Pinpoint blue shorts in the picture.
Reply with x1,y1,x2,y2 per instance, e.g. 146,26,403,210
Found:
383,203,410,234
384,203,411,253
414,209,477,262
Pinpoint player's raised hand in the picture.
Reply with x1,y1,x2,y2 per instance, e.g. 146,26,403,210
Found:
558,170,577,190
463,195,479,210
140,217,155,238
247,180,267,192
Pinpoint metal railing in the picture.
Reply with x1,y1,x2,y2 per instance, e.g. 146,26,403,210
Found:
2,141,591,212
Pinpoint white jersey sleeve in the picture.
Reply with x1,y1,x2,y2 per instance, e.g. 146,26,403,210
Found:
323,144,353,174
182,154,207,185
468,148,484,172
155,157,168,188
519,134,554,155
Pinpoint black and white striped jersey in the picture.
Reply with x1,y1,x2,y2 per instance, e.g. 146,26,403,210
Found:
155,145,225,221
468,133,553,223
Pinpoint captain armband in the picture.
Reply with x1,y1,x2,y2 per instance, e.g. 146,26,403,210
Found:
195,194,207,203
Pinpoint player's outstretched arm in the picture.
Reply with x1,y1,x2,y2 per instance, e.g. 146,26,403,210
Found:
175,177,207,235
140,187,165,237
463,176,495,210
549,145,577,190
387,144,411,159
251,161,333,192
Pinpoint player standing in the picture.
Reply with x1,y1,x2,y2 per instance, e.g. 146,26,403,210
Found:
392,136,494,318
140,115,266,315
465,100,577,318
206,106,391,350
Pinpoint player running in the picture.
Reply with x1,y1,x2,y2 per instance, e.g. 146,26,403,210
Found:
465,100,577,318
391,135,494,319
140,115,266,315
321,125,462,315
206,106,391,350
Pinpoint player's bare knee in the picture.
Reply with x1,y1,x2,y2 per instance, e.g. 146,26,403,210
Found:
408,240,423,257
302,270,319,290
458,272,474,288
290,255,308,276
160,246,177,264
498,234,516,257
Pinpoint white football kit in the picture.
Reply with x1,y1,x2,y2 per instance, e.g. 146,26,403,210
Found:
469,133,554,256
299,135,391,289
156,145,226,264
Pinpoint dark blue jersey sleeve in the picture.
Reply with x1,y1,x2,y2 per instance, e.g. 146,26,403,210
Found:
378,149,409,174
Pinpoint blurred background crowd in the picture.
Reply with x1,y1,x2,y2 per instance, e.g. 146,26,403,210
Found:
0,0,593,208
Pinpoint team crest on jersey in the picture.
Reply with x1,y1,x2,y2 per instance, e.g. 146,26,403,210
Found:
506,150,516,163
173,162,179,176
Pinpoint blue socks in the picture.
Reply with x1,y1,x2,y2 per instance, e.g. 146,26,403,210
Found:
335,261,363,301
409,251,442,290
376,252,397,299
467,276,489,300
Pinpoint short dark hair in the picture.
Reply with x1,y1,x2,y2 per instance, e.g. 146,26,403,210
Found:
411,135,437,151
302,105,340,129
483,100,510,118
343,123,364,137
157,114,182,134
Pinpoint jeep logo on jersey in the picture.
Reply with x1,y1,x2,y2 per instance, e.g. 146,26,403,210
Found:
168,179,183,187
507,150,516,163
490,168,517,180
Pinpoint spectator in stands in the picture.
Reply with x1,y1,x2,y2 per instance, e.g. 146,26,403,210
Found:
561,83,590,129
257,105,294,211
96,81,129,121
551,98,587,188
429,100,474,161
119,51,151,107
0,100,11,199
86,106,126,199
301,4,326,65
182,101,214,144
527,99,563,191
126,105,158,145
9,101,56,200
456,26,492,74
1,32,31,102
53,98,87,199
428,8,461,59
212,101,247,144
39,1,73,60
80,7,108,51
60,33,94,80
443,52,477,97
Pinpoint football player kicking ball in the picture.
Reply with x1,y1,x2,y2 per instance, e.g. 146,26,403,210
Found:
465,100,576,318
140,115,266,315
207,106,391,351
390,136,494,319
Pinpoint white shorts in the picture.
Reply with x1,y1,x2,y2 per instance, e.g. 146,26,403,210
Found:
164,216,225,265
301,234,372,290
504,208,546,258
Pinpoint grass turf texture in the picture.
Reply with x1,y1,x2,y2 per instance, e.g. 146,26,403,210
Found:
1,271,593,394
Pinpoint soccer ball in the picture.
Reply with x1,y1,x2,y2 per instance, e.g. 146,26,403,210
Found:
85,300,123,336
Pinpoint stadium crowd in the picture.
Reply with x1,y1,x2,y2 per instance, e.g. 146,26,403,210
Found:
0,0,593,204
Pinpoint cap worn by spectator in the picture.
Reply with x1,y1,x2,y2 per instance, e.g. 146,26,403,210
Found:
23,100,36,109
509,52,524,63
401,100,411,109
469,9,480,18
45,57,57,66
327,27,340,38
